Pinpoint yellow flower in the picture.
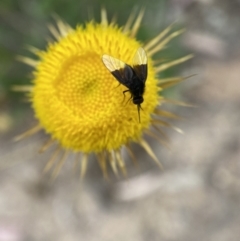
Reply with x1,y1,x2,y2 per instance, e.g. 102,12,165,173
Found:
15,9,192,178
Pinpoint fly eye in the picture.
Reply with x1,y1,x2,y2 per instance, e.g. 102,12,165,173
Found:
133,96,143,104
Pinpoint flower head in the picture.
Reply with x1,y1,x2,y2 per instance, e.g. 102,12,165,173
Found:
16,9,192,178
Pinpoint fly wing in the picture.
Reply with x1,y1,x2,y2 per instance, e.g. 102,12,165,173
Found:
132,47,148,83
102,54,133,88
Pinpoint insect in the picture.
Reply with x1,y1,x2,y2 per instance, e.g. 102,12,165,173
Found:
102,47,148,122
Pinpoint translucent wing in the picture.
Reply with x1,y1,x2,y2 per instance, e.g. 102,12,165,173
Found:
102,55,125,73
133,47,147,65
132,47,148,83
102,54,134,87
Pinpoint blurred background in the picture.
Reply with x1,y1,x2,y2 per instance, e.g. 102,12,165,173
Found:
1,0,240,240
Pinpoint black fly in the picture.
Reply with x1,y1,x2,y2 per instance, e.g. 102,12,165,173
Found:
102,47,148,122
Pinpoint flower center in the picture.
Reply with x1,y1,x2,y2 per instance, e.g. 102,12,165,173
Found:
55,53,112,119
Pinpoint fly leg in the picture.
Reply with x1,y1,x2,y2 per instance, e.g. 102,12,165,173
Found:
122,90,132,105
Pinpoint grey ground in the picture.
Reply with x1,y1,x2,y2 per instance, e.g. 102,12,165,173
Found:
1,0,240,240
